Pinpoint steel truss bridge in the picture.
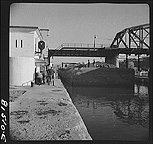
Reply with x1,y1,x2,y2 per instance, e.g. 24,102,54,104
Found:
48,24,150,57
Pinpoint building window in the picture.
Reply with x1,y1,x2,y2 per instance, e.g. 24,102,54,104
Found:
16,40,17,48
21,40,23,48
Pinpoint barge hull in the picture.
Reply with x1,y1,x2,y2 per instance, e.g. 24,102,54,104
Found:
58,67,135,87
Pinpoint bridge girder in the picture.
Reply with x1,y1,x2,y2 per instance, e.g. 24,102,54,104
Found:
48,48,149,57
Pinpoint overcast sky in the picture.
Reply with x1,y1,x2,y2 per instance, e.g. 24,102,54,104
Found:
10,3,149,64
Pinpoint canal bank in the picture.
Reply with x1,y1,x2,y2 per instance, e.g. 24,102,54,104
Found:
9,78,92,140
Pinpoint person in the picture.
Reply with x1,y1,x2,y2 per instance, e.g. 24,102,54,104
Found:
93,59,95,67
46,65,55,85
87,59,90,67
40,66,46,84
35,68,38,84
52,70,55,86
42,70,46,84
37,72,43,86
46,66,51,85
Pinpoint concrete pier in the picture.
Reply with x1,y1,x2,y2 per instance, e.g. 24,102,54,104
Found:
9,78,92,140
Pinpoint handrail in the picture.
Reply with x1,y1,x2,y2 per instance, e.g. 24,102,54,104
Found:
61,43,104,49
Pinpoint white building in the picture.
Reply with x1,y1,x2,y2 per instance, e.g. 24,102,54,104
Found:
9,26,48,86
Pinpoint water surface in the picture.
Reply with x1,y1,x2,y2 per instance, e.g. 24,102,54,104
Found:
65,84,149,141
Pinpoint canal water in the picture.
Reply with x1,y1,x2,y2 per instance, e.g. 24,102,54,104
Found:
65,84,149,141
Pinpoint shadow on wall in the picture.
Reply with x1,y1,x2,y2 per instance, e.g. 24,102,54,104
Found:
9,57,35,86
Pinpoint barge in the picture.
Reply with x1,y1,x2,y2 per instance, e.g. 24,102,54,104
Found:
58,63,135,87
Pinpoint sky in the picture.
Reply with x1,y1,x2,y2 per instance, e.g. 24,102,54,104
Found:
10,3,149,64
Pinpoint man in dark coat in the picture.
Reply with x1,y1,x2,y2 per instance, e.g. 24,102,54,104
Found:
46,65,55,85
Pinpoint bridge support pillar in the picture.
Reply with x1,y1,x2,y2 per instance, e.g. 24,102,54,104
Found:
138,54,140,71
105,55,119,68
126,54,128,68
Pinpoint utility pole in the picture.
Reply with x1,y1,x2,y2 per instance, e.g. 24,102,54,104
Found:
94,35,97,51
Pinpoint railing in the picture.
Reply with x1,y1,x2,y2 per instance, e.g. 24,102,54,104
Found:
61,43,104,49
50,43,110,50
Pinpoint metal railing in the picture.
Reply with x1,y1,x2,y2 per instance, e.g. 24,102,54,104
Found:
61,43,104,49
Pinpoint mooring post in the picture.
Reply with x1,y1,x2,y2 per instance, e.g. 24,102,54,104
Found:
53,80,54,86
31,81,34,87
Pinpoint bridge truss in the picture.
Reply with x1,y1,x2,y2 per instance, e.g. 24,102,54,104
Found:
110,24,150,51
110,23,150,70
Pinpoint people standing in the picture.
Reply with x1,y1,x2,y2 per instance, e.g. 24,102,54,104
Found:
37,72,43,86
87,59,90,67
52,69,55,86
42,70,46,84
35,68,38,84
93,59,95,67
46,65,51,85
46,65,55,85
40,66,46,84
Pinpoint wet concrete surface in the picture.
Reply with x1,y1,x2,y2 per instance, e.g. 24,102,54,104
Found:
9,79,92,140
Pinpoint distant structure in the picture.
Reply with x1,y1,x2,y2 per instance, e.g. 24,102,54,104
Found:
9,26,48,86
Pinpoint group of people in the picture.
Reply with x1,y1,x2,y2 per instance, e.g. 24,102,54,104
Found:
35,65,55,86
87,59,96,67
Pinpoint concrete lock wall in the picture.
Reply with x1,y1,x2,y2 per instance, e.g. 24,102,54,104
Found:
9,57,35,86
